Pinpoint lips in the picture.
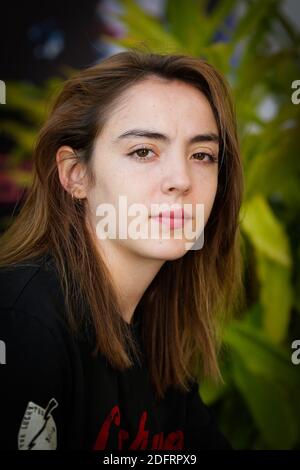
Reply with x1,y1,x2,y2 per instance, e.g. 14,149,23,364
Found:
150,208,192,229
159,209,185,219
152,208,192,219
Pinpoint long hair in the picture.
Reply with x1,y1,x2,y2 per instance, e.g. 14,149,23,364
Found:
0,50,244,399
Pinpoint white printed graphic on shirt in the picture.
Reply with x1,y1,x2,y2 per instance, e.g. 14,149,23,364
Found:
18,398,58,450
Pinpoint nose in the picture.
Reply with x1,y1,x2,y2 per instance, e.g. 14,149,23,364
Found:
160,157,192,195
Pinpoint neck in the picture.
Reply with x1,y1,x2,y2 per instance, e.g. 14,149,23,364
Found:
96,239,164,324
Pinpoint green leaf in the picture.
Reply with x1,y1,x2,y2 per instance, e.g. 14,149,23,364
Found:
206,0,238,40
256,256,293,343
1,120,36,157
241,195,291,266
232,0,279,43
232,354,298,449
224,321,300,388
200,42,233,74
199,377,227,405
165,0,209,54
6,81,49,124
118,0,186,54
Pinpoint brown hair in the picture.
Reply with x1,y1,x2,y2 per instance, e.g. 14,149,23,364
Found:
0,50,244,399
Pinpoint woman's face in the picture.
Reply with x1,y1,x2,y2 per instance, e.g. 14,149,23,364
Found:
85,77,219,261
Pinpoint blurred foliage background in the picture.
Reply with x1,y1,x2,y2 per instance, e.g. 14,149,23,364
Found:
0,0,300,449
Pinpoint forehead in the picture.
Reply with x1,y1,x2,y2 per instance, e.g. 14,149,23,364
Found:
101,77,218,136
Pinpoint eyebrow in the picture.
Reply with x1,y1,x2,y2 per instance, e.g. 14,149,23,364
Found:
112,128,219,145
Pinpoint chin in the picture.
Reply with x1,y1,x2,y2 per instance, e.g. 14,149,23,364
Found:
139,239,192,261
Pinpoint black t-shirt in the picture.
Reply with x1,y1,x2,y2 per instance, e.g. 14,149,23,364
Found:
0,253,231,450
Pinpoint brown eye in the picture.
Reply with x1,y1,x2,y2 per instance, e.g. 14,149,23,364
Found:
136,148,150,158
193,152,218,163
127,147,155,161
194,152,209,160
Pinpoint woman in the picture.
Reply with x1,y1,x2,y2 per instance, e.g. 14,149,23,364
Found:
0,50,244,450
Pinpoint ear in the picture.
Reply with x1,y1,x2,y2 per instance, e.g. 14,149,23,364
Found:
56,146,88,199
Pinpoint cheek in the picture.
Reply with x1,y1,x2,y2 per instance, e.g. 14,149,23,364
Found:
208,174,218,204
87,166,145,224
195,174,218,221
88,161,119,203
